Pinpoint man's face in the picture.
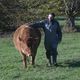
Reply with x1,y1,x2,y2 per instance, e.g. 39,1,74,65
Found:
48,14,54,21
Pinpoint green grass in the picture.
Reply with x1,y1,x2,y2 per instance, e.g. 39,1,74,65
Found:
0,33,80,80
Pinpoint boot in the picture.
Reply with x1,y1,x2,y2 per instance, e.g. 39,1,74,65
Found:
53,55,58,66
48,56,53,66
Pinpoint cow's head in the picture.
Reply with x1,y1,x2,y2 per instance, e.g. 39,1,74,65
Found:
25,48,31,57
21,47,31,57
21,41,31,57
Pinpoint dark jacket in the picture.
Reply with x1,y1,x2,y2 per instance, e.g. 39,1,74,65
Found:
30,19,62,49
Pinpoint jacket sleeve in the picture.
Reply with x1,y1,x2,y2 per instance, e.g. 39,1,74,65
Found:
30,20,45,28
57,22,62,43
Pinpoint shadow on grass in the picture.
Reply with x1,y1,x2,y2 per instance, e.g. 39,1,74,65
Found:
64,59,80,68
57,58,80,68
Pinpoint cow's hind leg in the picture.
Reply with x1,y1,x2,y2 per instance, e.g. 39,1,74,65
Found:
22,53,27,68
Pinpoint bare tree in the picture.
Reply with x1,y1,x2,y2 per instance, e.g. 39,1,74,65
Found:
63,0,80,32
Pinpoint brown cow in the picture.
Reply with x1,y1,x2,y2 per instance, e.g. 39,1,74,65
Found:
13,24,41,68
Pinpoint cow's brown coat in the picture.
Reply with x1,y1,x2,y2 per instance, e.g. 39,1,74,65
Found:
13,24,41,68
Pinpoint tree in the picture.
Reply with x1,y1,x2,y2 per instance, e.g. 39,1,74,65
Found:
0,0,63,31
1,0,80,32
63,0,80,32
0,0,25,31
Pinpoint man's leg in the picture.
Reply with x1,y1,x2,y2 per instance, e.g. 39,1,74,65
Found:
53,48,58,65
46,50,50,59
51,48,58,65
46,50,52,65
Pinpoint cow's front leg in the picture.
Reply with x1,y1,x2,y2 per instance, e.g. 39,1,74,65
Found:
32,54,35,65
22,53,27,68
32,50,37,65
29,55,35,65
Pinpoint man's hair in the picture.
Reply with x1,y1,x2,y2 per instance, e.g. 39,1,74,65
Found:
50,13,55,17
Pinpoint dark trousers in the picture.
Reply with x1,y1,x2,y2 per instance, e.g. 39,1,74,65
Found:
46,48,58,65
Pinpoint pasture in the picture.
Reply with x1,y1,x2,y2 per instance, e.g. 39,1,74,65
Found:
0,32,80,80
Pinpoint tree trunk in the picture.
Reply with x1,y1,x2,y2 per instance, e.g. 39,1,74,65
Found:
63,16,77,32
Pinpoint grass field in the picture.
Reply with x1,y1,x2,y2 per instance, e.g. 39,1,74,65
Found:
0,32,80,80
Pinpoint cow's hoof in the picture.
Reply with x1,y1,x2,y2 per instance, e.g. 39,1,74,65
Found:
32,64,36,68
29,61,32,64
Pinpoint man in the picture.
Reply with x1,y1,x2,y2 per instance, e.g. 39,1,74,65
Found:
30,13,62,66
